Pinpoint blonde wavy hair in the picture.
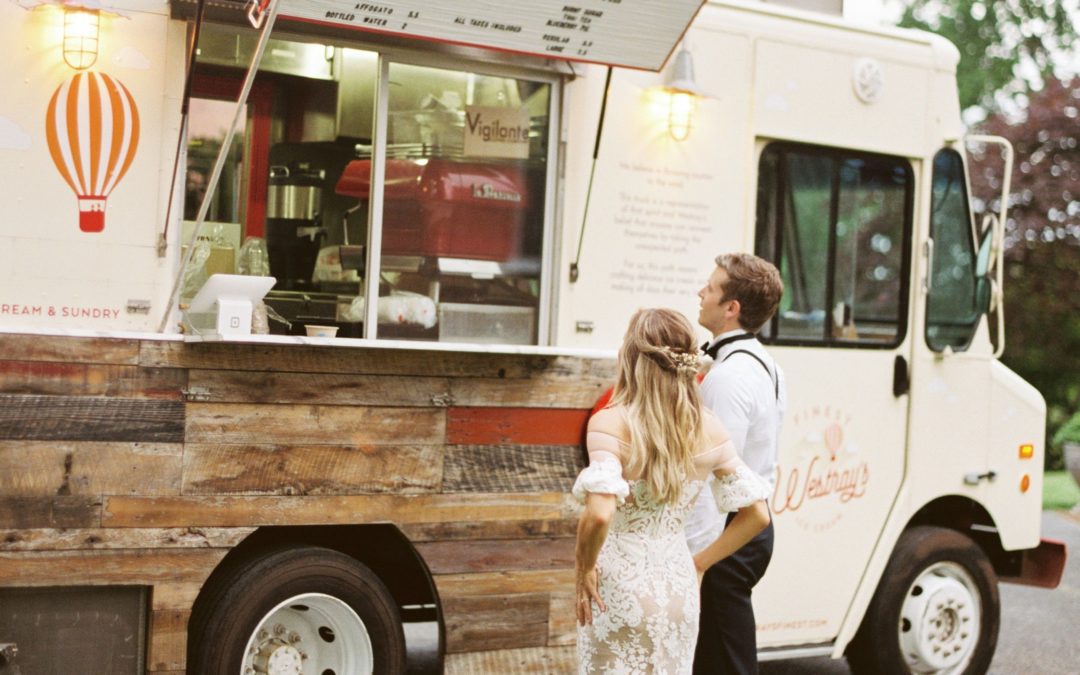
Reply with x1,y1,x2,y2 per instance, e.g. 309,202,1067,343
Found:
609,308,706,504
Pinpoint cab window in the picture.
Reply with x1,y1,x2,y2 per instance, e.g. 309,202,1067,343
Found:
926,149,979,352
755,143,913,347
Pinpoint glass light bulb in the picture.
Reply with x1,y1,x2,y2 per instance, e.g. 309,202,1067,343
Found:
668,91,694,141
63,8,100,71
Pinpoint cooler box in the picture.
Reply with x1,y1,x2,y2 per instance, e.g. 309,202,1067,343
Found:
336,158,528,261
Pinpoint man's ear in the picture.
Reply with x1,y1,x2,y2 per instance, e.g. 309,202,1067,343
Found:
726,298,741,320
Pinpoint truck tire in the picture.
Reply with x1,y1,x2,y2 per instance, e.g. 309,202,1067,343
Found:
846,526,999,675
188,546,406,675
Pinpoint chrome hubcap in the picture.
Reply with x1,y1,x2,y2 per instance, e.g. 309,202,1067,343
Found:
241,592,373,675
898,562,980,673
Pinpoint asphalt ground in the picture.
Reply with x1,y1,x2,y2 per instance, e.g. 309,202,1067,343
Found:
760,510,1080,675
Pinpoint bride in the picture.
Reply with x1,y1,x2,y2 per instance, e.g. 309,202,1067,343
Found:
574,308,771,674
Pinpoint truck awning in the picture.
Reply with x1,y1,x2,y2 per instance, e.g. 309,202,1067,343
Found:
175,0,705,72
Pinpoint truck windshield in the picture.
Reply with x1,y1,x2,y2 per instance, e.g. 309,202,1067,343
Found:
926,148,980,352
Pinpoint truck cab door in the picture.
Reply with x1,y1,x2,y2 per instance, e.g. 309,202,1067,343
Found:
751,142,914,646
907,148,995,510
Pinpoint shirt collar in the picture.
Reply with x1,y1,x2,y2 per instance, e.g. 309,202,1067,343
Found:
706,328,749,351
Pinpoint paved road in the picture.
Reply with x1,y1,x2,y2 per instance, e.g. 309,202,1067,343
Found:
760,510,1080,675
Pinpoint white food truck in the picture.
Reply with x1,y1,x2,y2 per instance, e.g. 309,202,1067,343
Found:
0,0,1065,673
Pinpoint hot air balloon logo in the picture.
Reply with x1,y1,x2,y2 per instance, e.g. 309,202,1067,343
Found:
45,71,140,233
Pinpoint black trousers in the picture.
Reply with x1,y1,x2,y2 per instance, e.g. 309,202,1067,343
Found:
693,511,775,675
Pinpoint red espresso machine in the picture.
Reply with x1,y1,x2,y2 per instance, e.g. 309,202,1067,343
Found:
335,158,529,261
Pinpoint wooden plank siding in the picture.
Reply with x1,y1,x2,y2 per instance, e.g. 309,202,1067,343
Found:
0,333,611,671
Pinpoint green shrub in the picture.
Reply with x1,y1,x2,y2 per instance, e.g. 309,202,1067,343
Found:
1052,411,1080,450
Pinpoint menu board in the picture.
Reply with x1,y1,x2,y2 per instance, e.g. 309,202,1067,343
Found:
279,0,705,71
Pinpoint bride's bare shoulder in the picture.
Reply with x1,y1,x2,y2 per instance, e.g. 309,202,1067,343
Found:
701,409,732,445
589,405,629,438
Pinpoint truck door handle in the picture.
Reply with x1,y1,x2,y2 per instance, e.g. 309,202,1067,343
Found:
964,470,997,486
893,355,909,397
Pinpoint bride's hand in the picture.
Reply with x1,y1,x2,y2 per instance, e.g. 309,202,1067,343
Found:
693,553,707,587
576,566,604,626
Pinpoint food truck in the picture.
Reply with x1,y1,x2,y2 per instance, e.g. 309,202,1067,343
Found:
0,0,1066,673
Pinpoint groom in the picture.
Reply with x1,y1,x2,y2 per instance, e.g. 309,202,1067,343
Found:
688,253,786,675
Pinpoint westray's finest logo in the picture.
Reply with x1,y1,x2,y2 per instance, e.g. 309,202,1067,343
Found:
772,405,870,532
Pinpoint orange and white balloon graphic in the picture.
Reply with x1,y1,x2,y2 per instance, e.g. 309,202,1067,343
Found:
45,71,140,233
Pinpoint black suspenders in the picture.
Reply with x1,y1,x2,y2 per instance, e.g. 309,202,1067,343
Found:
723,349,780,401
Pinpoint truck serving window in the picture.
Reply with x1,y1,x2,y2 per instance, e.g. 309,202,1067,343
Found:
755,143,913,347
926,149,980,352
184,24,554,346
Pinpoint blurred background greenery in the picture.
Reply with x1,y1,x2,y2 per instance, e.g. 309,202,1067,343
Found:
894,0,1080,469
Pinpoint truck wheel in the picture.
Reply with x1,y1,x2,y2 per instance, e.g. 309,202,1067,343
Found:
188,546,405,675
847,526,999,675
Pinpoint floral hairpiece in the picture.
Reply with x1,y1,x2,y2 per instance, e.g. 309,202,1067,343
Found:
656,345,700,374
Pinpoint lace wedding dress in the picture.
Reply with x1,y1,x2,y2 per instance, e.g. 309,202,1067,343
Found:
573,430,769,675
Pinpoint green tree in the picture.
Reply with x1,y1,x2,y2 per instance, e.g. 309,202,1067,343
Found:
897,0,1078,112
972,78,1080,468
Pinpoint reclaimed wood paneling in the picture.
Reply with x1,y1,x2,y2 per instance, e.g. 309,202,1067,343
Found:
400,518,577,542
443,593,550,653
435,569,575,599
0,527,254,552
0,496,102,528
548,591,577,646
147,608,188,672
415,538,574,575
0,334,141,365
0,441,181,497
139,341,534,378
450,376,610,408
0,548,226,586
103,492,566,528
0,395,185,442
182,443,442,495
444,645,576,675
446,408,590,445
186,369,450,407
0,361,186,399
526,355,618,380
185,402,443,446
443,444,582,493
151,583,203,610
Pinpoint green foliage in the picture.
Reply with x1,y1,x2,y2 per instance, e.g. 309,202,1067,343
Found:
971,78,1080,469
1042,470,1080,511
897,0,1078,111
1052,412,1080,448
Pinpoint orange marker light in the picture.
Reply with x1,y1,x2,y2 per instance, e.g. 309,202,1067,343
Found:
1019,444,1034,460
1020,474,1031,493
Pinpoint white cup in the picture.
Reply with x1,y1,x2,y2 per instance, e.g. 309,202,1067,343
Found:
305,324,339,338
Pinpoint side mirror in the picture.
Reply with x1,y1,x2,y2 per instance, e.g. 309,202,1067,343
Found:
975,274,993,314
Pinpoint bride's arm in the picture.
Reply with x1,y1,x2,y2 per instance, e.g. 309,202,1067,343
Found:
692,416,771,574
573,409,629,625
576,492,617,625
692,499,769,574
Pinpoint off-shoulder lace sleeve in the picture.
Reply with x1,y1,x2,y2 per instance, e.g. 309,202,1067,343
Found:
572,431,631,504
710,464,771,512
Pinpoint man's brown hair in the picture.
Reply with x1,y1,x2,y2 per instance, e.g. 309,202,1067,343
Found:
715,253,784,333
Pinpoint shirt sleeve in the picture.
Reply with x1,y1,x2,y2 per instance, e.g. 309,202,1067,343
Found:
700,362,755,454
571,431,631,504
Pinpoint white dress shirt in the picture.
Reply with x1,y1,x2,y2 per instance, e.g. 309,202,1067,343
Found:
685,329,786,555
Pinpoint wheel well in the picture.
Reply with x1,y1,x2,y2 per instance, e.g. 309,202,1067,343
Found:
906,495,1023,578
189,524,442,644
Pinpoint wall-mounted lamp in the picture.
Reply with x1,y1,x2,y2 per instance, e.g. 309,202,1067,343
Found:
663,44,706,141
63,7,100,70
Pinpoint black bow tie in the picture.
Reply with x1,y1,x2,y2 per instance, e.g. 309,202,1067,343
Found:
701,333,756,359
